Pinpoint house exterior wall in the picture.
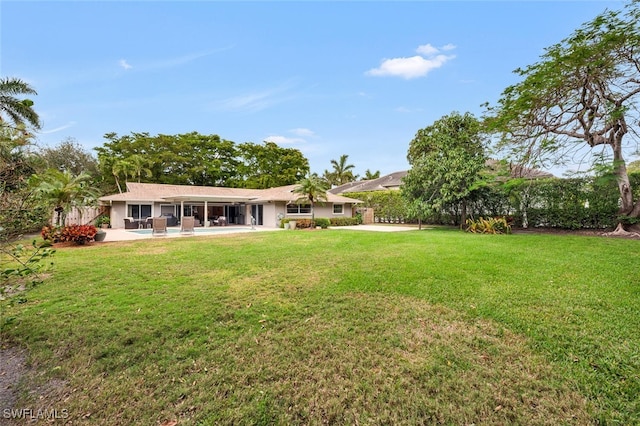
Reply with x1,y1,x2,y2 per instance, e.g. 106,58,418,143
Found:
262,203,278,227
110,202,128,229
279,202,356,223
107,200,357,229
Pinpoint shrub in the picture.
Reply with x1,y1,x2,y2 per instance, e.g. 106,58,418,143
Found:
95,215,110,227
466,216,512,234
41,225,98,245
314,218,330,229
295,219,314,229
330,217,360,226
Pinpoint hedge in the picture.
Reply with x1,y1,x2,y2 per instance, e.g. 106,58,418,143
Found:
345,172,640,230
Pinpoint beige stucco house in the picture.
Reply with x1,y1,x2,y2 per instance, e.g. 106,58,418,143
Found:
99,182,361,229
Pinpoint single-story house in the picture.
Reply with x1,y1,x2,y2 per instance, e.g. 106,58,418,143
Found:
99,182,362,229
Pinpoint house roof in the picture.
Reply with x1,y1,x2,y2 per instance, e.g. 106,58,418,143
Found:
329,171,408,194
330,162,554,195
99,182,362,204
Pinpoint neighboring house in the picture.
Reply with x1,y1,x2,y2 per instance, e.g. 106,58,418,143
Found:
330,163,553,195
329,171,408,194
99,182,361,229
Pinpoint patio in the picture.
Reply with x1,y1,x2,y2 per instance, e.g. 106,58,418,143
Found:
99,226,280,242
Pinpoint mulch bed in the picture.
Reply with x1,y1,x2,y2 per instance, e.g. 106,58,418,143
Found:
511,227,640,239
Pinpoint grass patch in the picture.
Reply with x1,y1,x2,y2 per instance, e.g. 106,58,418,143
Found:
1,229,639,424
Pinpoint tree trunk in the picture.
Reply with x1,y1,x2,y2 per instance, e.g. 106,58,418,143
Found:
460,200,467,229
607,132,640,234
613,141,634,215
114,175,122,194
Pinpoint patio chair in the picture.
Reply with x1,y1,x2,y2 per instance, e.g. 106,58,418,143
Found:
214,216,227,226
152,217,167,236
124,218,138,229
180,216,195,235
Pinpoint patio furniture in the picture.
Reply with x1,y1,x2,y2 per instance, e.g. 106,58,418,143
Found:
161,213,179,227
152,217,167,236
124,218,138,229
144,217,154,228
213,216,227,226
180,216,195,235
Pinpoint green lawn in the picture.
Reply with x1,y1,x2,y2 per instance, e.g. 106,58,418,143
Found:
1,228,639,425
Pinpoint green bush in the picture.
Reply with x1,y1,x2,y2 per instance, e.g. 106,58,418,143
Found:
314,218,330,229
94,215,110,227
329,217,360,226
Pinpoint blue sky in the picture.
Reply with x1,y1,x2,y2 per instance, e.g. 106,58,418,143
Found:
1,0,625,178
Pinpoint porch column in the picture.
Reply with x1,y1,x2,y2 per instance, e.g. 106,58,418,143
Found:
180,201,185,221
204,201,209,227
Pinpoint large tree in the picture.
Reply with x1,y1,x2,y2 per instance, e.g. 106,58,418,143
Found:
97,132,311,190
402,112,487,227
0,79,45,238
485,1,640,233
37,137,99,177
236,141,309,189
0,77,41,131
0,128,46,238
96,132,240,189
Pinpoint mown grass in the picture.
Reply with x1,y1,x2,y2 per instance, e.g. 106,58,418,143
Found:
1,228,639,425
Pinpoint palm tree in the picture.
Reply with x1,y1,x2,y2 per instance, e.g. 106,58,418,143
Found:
292,172,329,225
126,154,153,183
0,77,41,130
362,169,381,180
325,154,357,186
111,159,134,193
31,169,99,226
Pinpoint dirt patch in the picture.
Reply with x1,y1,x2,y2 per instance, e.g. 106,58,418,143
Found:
0,344,69,424
0,346,28,411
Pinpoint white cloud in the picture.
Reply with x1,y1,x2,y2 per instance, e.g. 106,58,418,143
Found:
264,135,305,145
41,121,77,134
416,43,439,56
289,128,315,137
366,43,456,80
215,81,297,113
119,59,132,70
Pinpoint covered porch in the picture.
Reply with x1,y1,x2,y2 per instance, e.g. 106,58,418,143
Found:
161,194,261,227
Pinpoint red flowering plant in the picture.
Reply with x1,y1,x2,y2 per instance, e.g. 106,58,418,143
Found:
41,225,98,245
41,225,63,243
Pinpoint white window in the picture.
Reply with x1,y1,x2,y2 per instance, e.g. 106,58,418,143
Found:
286,204,311,214
127,204,151,219
333,204,344,214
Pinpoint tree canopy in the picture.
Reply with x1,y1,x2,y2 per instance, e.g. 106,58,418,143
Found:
0,77,41,131
402,112,487,226
485,1,640,229
96,132,309,191
236,141,309,189
36,137,99,178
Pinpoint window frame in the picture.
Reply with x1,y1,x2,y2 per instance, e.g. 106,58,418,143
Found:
286,203,311,214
